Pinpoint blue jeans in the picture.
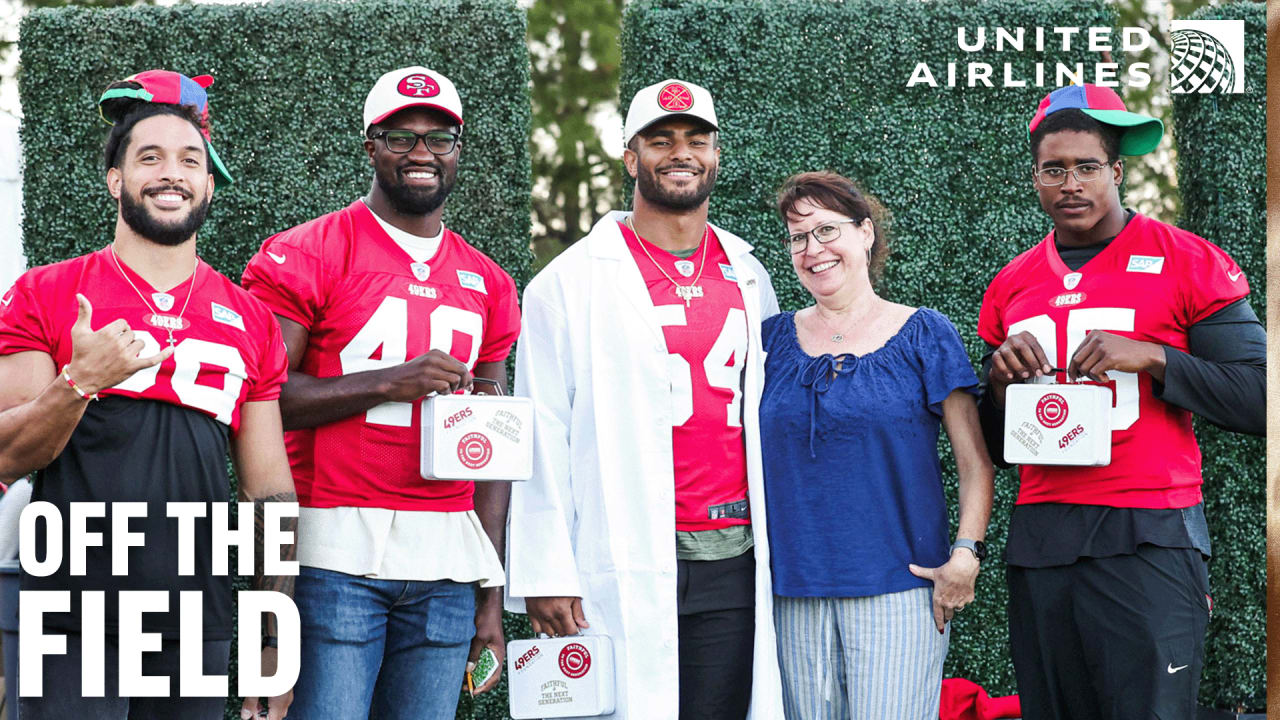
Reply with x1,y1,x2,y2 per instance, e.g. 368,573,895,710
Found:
288,566,476,720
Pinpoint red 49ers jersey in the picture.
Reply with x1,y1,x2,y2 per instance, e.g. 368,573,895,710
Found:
620,222,749,531
242,201,520,512
0,247,287,434
978,213,1248,508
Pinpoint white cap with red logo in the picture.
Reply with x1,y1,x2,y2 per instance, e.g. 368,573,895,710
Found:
623,79,718,147
363,66,463,133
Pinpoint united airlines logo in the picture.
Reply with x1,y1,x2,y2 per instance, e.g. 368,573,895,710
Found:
1170,20,1245,94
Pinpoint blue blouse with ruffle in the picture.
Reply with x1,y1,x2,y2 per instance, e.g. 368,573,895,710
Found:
760,307,978,598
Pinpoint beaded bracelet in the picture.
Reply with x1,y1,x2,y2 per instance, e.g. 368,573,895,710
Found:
60,364,98,401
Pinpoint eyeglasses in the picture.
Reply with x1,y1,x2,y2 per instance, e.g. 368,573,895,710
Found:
1034,162,1111,186
785,219,862,254
369,130,460,155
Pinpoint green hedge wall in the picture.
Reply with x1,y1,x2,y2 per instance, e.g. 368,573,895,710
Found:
1170,2,1267,709
621,0,1264,708
19,2,531,719
19,0,532,286
16,0,1266,716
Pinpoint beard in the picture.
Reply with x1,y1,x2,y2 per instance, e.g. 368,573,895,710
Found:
375,161,456,216
119,185,210,247
635,161,717,211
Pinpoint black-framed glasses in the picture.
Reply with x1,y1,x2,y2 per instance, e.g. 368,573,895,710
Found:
370,130,461,155
1034,161,1111,187
786,219,862,254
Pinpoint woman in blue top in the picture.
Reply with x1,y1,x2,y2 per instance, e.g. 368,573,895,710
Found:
762,171,994,720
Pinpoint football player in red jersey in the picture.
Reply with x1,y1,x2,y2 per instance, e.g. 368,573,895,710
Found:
0,71,297,720
241,67,519,718
977,84,1265,720
506,80,784,719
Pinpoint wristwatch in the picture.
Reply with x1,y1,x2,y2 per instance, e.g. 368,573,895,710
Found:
950,538,987,562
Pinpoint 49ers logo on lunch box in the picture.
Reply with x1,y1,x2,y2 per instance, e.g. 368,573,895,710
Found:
1035,393,1069,429
457,432,493,469
657,83,693,111
397,73,440,98
558,643,591,679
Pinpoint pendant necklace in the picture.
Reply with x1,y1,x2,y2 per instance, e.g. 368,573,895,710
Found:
627,216,709,307
812,303,869,344
110,245,199,346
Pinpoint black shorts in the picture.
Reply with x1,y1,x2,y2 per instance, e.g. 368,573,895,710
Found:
676,551,756,720
19,633,231,720
1007,544,1211,720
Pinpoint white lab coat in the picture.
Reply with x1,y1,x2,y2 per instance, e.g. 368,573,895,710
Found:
506,211,783,719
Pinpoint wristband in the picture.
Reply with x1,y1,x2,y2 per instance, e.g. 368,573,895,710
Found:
262,635,278,649
950,538,987,562
60,365,98,401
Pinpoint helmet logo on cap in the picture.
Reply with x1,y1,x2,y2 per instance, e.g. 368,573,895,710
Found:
658,83,693,112
398,74,440,98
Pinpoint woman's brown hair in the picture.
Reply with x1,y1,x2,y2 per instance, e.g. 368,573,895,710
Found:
776,171,891,288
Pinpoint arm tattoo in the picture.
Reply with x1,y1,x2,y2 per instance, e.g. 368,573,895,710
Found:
252,490,298,638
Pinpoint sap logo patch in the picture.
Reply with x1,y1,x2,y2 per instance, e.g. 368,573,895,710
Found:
719,263,737,281
1126,255,1164,274
457,270,487,294
211,302,245,331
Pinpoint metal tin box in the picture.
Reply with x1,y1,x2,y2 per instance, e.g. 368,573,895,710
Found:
507,635,615,718
420,384,532,481
1004,382,1112,466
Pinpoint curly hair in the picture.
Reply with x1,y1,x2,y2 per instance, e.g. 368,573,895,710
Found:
101,82,207,175
1029,108,1123,164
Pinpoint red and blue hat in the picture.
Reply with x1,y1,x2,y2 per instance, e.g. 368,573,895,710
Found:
98,69,234,185
1028,84,1163,156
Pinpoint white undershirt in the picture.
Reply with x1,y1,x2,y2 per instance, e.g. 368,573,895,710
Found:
297,204,501,587
366,202,443,262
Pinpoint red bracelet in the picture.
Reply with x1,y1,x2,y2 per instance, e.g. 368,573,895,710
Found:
60,365,98,401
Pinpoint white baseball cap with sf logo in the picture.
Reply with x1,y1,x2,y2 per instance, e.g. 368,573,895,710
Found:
623,78,718,148
364,66,464,133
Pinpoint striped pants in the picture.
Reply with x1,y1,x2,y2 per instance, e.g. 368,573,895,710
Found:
774,587,948,720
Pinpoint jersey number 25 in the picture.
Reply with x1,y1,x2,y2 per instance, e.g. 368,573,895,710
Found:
1008,307,1138,430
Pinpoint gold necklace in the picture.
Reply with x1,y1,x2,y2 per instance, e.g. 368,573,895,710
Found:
626,215,709,307
109,245,199,346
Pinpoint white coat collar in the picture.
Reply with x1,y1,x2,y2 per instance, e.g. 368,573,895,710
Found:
587,210,756,265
